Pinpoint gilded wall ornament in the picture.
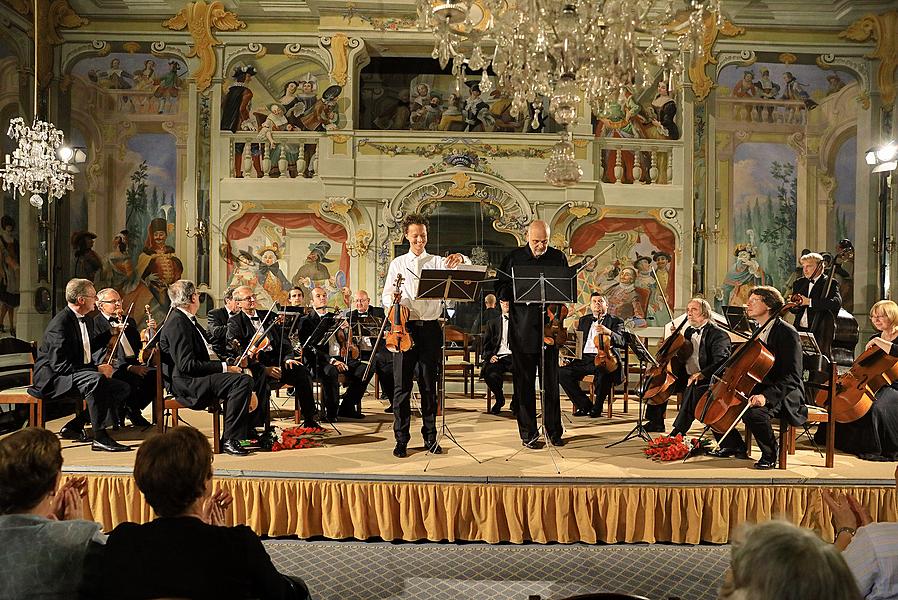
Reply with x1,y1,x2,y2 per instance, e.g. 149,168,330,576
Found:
8,0,88,89
839,10,898,106
687,15,744,101
321,33,359,87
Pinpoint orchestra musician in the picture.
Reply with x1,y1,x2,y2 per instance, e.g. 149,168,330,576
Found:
347,290,394,414
207,287,239,359
297,286,366,422
791,251,841,357
158,279,254,456
92,287,156,428
708,286,807,469
559,293,625,419
481,299,516,415
495,220,569,448
827,300,898,461
32,278,132,452
643,298,731,435
381,213,470,458
287,286,307,308
226,285,321,433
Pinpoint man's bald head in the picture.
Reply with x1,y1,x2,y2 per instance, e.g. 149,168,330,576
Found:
527,220,550,257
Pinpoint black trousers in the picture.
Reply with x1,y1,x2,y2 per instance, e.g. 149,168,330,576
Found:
196,372,253,441
282,362,317,421
113,366,156,413
67,370,131,436
643,377,690,429
336,357,366,415
392,320,441,445
717,404,778,460
482,354,513,405
559,355,613,413
367,350,394,402
513,347,561,441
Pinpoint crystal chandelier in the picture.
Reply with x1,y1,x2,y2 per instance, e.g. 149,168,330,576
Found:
418,1,722,125
0,0,75,209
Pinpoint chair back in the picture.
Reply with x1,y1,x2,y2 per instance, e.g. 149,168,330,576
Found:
0,338,36,389
443,325,471,361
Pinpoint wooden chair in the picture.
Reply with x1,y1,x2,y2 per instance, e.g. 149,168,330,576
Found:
442,325,475,398
152,352,222,454
0,339,42,426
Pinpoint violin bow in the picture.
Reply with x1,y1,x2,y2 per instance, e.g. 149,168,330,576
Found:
105,302,135,364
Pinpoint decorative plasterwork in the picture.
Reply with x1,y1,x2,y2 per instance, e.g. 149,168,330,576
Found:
321,33,360,87
222,42,268,78
839,10,898,106
162,0,246,93
7,0,88,89
715,49,757,79
816,54,872,103
161,121,190,146
687,15,745,102
357,138,553,159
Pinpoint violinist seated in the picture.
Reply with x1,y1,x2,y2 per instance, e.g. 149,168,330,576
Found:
227,286,321,432
207,287,240,360
31,278,132,452
791,251,841,358
297,286,366,421
559,293,626,418
481,300,516,416
347,290,394,414
822,300,898,462
709,286,807,470
644,298,731,435
90,288,155,428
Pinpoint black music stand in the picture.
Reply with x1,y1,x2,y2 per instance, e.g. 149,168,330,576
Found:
302,314,347,433
417,267,487,468
504,264,574,473
606,331,657,447
723,305,752,335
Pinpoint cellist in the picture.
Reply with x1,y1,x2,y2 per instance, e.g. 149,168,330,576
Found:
791,251,841,357
644,298,731,435
559,293,626,418
708,286,807,469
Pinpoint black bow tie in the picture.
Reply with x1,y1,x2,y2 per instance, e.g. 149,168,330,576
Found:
77,316,86,323
503,315,508,320
109,317,120,324
684,326,703,338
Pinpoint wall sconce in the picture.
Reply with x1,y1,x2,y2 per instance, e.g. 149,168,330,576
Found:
346,230,372,258
694,220,721,243
186,220,208,242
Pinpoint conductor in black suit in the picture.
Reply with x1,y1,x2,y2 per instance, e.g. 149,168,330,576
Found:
347,290,394,412
644,298,731,434
32,278,131,452
92,287,156,428
207,287,239,359
158,279,254,456
790,251,841,357
710,286,807,469
481,299,516,415
559,293,626,418
495,220,570,447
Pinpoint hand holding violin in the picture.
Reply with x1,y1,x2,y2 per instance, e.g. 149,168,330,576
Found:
265,366,282,381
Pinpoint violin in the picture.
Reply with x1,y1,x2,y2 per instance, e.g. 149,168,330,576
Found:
335,321,360,361
543,304,569,346
140,305,157,365
102,302,134,365
641,318,693,405
814,343,898,422
385,274,413,353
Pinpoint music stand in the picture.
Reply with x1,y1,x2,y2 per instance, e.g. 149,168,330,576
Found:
606,332,657,447
723,305,752,334
301,313,347,433
417,267,487,469
505,264,574,472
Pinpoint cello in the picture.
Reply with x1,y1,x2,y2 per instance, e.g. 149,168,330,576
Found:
640,268,691,405
694,297,801,443
814,344,898,423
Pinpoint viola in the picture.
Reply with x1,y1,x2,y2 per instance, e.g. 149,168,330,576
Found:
102,302,134,365
385,274,413,353
335,322,360,360
815,344,898,422
140,304,157,365
641,318,693,405
543,304,569,346
593,331,619,373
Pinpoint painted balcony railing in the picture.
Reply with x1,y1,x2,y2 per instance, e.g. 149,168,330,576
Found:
102,89,183,116
594,138,681,186
717,97,813,125
224,132,323,179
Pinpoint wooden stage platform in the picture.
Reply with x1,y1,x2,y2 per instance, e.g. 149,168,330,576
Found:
56,391,898,545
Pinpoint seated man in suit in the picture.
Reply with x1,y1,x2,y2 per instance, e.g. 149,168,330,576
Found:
482,299,516,415
559,293,626,417
642,297,732,434
32,278,131,452
297,286,365,421
347,290,394,413
227,285,320,431
158,279,254,456
207,287,239,360
92,287,157,428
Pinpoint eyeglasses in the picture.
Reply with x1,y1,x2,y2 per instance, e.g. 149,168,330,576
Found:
239,295,257,302
98,299,123,304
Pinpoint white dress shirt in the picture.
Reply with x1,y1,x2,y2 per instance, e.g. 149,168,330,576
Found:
799,276,819,328
102,313,135,358
381,250,471,321
583,315,605,355
685,325,703,376
69,307,91,364
498,315,511,357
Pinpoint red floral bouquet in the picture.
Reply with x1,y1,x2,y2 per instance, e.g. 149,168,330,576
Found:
644,434,709,462
264,425,327,452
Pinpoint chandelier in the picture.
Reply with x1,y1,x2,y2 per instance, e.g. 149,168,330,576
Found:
0,0,75,209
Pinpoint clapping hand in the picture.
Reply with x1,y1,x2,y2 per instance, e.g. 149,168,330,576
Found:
202,489,233,526
49,476,87,521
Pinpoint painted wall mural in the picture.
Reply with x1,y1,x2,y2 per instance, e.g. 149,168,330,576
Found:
71,53,186,115
224,213,350,309
569,218,676,329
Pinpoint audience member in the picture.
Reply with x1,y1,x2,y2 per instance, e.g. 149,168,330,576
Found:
0,428,104,600
83,427,310,600
823,465,898,599
719,519,861,600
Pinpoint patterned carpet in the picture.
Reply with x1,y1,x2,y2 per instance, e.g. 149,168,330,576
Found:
265,539,730,600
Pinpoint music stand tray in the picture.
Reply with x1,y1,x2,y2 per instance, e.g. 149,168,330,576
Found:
723,305,752,334
511,265,575,305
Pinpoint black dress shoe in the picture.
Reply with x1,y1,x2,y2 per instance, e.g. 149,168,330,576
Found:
588,405,604,418
549,437,566,447
521,437,540,449
488,402,504,415
643,422,666,433
60,426,90,442
301,420,324,430
754,457,777,470
127,409,152,428
222,439,251,456
425,440,442,454
573,407,590,417
91,436,132,452
384,405,394,414
708,447,749,459
393,443,408,458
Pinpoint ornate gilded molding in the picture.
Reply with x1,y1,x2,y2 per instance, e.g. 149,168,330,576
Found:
357,138,553,159
162,0,246,93
839,10,898,106
321,33,359,87
8,0,88,89
687,15,745,102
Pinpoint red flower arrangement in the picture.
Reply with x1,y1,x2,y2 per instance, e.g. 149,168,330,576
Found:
644,434,709,462
269,425,326,452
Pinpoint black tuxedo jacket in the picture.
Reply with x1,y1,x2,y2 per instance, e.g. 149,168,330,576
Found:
790,274,841,329
481,314,510,364
158,309,225,406
227,310,293,366
91,313,144,373
32,308,112,397
680,320,731,381
755,318,808,426
577,313,626,381
296,310,336,372
207,306,238,358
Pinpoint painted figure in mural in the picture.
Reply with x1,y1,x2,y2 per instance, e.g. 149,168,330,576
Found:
437,92,465,131
279,81,301,113
411,83,431,110
604,266,648,327
754,68,781,122
259,104,300,176
72,231,103,282
634,256,659,324
0,216,20,336
720,243,766,308
292,240,333,287
94,230,139,296
256,243,291,306
653,251,672,303
732,71,756,98
97,58,133,90
463,84,495,132
490,88,524,132
296,78,318,114
134,59,156,88
298,85,341,132
137,218,184,311
409,99,429,131
649,81,679,140
153,61,182,114
374,88,412,131
228,249,261,293
781,71,818,111
422,94,444,130
595,88,645,183
826,73,847,95
220,65,261,178
834,238,855,312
